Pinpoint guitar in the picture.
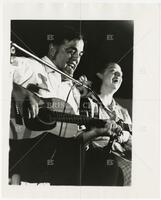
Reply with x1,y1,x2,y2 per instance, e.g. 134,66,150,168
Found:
11,97,132,139
10,97,105,139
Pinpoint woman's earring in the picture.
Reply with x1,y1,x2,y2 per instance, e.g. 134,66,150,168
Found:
51,50,55,58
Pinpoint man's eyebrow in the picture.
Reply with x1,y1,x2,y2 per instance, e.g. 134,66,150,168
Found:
65,47,84,54
65,46,77,50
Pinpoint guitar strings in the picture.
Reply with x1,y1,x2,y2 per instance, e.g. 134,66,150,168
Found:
48,83,75,161
58,83,75,137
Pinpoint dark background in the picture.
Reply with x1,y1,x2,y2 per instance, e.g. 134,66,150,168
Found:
11,20,133,117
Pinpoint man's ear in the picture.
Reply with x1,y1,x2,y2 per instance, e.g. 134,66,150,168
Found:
49,43,57,58
96,72,103,79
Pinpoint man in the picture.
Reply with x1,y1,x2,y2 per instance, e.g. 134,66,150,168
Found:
10,26,120,185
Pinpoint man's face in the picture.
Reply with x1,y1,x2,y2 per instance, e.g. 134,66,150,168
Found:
53,39,84,77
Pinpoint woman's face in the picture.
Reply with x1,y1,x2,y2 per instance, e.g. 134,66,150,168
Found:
100,63,123,92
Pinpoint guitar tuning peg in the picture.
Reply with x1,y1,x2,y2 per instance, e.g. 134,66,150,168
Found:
11,45,16,55
10,45,16,64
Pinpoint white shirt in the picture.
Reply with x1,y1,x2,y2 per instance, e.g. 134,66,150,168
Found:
10,56,81,139
88,97,132,148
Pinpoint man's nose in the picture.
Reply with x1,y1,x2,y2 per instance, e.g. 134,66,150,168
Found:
71,52,80,63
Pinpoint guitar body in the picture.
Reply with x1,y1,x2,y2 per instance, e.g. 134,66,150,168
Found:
10,98,79,139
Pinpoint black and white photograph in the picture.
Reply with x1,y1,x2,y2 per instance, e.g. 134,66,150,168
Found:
1,1,160,199
9,20,133,186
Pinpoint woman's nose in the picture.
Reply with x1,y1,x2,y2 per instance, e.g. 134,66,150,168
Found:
114,72,119,77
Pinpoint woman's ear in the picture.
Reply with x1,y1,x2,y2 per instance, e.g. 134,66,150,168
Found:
96,72,103,79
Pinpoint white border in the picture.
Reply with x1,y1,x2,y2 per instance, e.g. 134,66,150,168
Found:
1,0,160,198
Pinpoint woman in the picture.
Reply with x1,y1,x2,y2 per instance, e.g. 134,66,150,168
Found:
81,62,132,186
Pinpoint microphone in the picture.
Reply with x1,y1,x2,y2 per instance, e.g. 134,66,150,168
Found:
78,75,88,84
77,75,92,97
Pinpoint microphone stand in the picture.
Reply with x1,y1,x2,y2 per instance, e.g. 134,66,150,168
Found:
11,42,89,90
11,42,112,119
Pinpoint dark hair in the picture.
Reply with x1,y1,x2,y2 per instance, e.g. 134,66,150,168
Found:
91,62,121,94
49,26,84,46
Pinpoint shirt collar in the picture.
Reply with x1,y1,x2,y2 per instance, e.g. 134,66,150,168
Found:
111,98,116,108
42,56,58,73
42,56,74,84
98,95,116,110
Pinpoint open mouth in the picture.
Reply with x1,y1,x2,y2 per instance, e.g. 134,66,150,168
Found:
112,78,119,83
67,63,76,70
63,63,77,75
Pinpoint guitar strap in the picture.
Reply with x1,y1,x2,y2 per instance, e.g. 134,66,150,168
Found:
93,99,119,154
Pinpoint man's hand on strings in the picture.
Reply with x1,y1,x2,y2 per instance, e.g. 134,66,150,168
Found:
77,119,122,144
12,83,40,118
104,119,122,137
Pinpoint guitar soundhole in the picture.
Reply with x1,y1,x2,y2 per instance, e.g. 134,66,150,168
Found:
38,108,56,125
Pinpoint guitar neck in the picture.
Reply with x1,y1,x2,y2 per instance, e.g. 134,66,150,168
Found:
38,108,106,128
38,97,132,132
